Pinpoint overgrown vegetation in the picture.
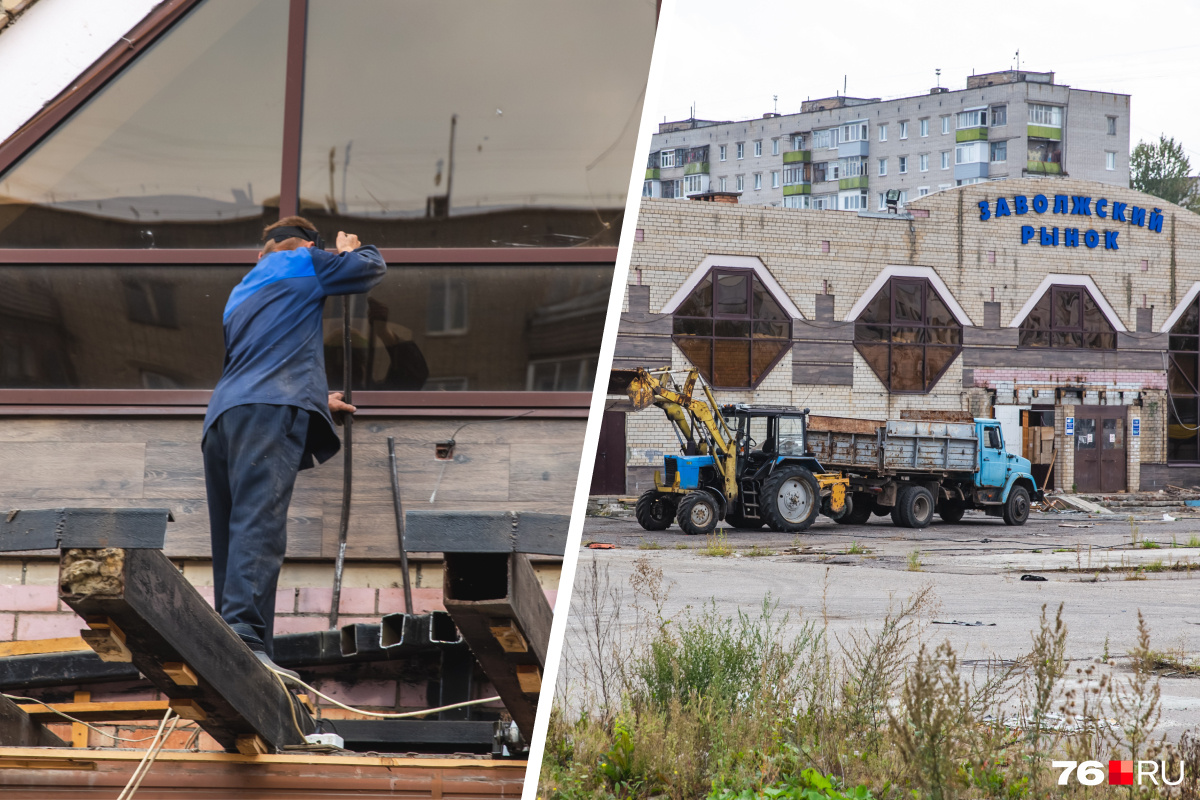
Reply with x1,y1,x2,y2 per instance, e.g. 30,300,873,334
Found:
543,555,1194,799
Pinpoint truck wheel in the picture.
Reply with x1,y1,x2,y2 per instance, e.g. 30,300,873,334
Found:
676,491,719,536
761,466,821,532
937,500,965,524
834,495,873,525
635,490,676,531
871,503,894,517
895,485,935,529
1002,486,1031,526
725,505,766,529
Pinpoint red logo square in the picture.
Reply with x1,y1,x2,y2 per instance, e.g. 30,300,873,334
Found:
1109,760,1133,786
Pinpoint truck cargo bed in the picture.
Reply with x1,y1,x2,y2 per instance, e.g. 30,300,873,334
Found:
808,418,979,476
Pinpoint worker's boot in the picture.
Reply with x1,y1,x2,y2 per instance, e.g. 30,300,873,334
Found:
253,650,301,682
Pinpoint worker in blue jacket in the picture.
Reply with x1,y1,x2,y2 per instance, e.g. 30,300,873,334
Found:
202,216,386,677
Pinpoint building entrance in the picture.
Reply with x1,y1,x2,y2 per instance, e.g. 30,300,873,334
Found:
1073,406,1127,493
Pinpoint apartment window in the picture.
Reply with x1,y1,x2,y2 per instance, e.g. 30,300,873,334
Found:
919,118,929,137
938,183,953,191
941,116,951,135
428,277,469,335
783,164,808,185
1106,151,1116,170
955,142,986,164
754,141,762,157
719,176,727,191
783,195,810,209
878,192,886,211
919,153,928,172
899,121,908,139
879,124,888,142
990,141,1007,162
1028,104,1062,127
878,158,887,177
1107,116,1117,135
827,161,840,181
898,156,907,174
771,171,780,188
754,173,762,190
793,134,805,149
642,181,654,197
660,149,676,168
737,142,745,159
899,190,908,205
812,194,834,210
854,277,962,393
841,122,868,142
671,269,792,388
719,144,727,161
991,105,1007,126
683,174,705,195
841,191,868,211
735,174,744,191
840,157,866,178
1018,286,1115,350
941,151,950,169
772,139,780,155
526,356,597,392
918,186,930,197
957,108,987,128
813,128,838,149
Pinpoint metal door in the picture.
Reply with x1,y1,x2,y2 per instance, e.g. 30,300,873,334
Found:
1073,406,1127,493
978,424,1007,487
589,410,627,495
1074,417,1099,492
1100,416,1127,493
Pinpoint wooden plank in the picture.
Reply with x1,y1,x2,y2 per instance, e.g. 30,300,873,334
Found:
59,547,314,752
442,553,552,739
0,443,145,498
792,363,854,386
18,700,171,723
0,694,68,748
808,416,882,436
0,508,170,553
0,638,87,658
508,442,585,504
71,692,89,748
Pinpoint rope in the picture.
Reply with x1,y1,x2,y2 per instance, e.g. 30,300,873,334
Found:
117,708,179,800
1,694,190,744
268,670,501,720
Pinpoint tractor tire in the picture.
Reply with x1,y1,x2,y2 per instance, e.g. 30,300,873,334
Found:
676,491,719,536
894,485,935,529
1002,486,1031,526
835,495,873,525
937,499,966,524
635,490,676,531
725,505,766,529
760,466,821,532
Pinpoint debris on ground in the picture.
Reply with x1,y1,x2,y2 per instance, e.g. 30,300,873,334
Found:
1020,574,1048,582
932,620,996,627
1058,522,1095,528
1040,493,1114,515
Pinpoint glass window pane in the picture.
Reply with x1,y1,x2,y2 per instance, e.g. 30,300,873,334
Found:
890,345,923,391
892,327,925,344
301,0,654,247
715,273,748,316
751,340,789,384
752,277,787,320
893,281,923,322
714,320,750,338
1075,418,1096,450
673,318,712,336
1082,294,1110,333
1169,399,1199,463
0,0,288,248
1102,418,1123,450
752,320,789,338
1020,329,1050,347
859,284,890,324
1170,335,1199,352
0,264,610,391
926,292,954,327
675,336,713,384
855,343,889,386
1052,331,1082,349
712,339,750,387
1084,331,1116,350
1174,301,1200,336
1024,294,1052,330
928,327,960,346
925,346,957,386
1054,289,1081,329
856,323,889,342
676,277,713,318
1170,355,1198,395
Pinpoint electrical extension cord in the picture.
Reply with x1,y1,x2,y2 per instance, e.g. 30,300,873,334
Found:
269,669,501,719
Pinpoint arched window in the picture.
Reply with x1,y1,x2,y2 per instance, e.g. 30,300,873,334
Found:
854,277,961,393
672,269,792,388
1168,297,1200,463
1018,286,1116,349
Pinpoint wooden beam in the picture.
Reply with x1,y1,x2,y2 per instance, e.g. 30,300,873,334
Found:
17,700,171,723
0,694,68,748
1,508,171,552
0,638,87,658
404,511,568,556
58,547,314,752
442,553,553,739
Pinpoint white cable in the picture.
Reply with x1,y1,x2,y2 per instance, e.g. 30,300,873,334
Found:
123,715,179,800
268,670,501,719
1,694,190,744
116,708,177,800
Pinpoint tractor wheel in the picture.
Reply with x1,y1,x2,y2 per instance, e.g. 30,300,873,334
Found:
1003,486,1031,526
635,490,676,531
937,499,966,524
725,505,766,529
760,466,821,532
894,485,935,529
676,491,719,536
835,495,873,525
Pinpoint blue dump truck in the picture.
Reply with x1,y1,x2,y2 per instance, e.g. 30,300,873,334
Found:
803,414,1042,528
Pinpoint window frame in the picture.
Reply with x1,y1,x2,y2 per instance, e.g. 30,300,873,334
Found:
0,0,614,418
852,276,963,394
1017,285,1117,351
1168,295,1200,464
719,144,727,161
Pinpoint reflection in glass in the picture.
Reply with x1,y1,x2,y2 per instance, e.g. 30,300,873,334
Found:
1018,285,1115,350
0,0,288,248
0,264,610,391
853,276,961,392
1169,295,1200,463
300,0,655,247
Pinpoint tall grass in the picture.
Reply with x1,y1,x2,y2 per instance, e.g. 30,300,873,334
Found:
542,556,1189,800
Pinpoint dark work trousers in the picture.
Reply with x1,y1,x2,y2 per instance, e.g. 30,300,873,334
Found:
202,403,310,659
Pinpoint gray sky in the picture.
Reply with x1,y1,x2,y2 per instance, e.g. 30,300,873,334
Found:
649,0,1200,164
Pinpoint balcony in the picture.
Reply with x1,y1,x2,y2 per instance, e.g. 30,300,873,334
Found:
955,127,988,142
645,168,660,180
684,162,709,175
783,150,811,163
1027,124,1061,141
838,175,868,190
1026,160,1062,175
783,184,811,196
837,140,869,158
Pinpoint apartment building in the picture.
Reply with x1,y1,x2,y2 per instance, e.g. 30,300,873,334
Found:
644,70,1130,211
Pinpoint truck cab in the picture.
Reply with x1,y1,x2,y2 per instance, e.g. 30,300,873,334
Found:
974,419,1040,522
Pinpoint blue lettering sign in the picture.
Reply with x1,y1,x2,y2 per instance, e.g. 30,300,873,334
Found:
1041,226,1059,246
978,200,990,221
1021,225,1035,244
1112,201,1127,222
1105,231,1119,250
1014,195,1029,214
1071,196,1092,215
1130,206,1146,227
1133,418,1141,437
1066,417,1075,436
996,197,1011,217
1063,228,1079,247
1053,194,1069,214
1149,208,1164,233
1096,198,1108,219
1033,194,1048,213
1085,229,1100,248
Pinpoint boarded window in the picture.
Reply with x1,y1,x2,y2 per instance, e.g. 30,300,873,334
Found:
1018,286,1116,350
672,269,792,388
853,277,961,393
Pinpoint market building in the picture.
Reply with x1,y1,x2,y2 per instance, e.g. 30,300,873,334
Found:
598,178,1200,498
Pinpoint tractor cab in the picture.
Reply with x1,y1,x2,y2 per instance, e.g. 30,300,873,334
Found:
721,404,812,478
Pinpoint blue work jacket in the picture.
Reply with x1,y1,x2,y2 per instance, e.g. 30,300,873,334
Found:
203,245,387,468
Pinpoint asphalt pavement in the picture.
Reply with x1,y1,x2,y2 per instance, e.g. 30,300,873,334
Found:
564,508,1200,736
